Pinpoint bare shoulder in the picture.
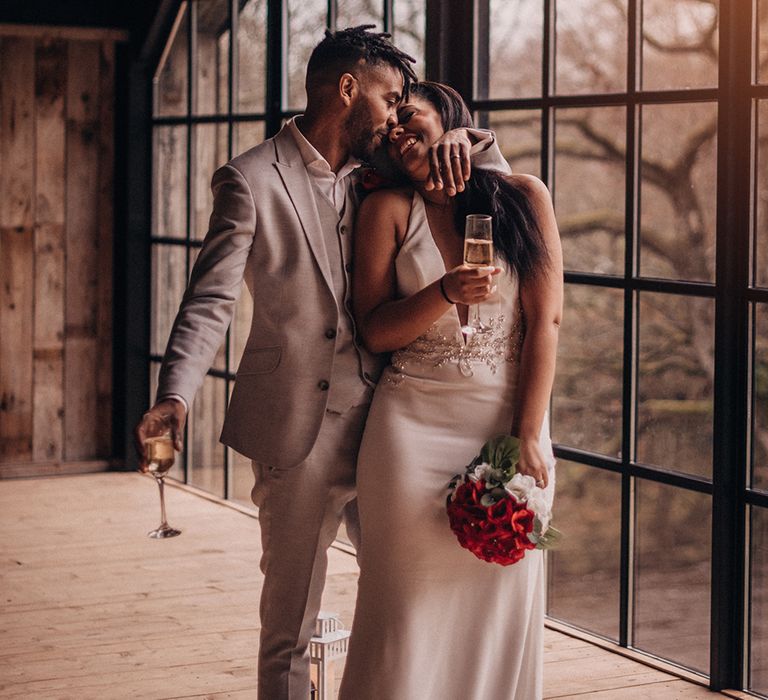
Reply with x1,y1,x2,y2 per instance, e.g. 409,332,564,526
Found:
357,187,414,246
503,173,552,207
358,186,413,220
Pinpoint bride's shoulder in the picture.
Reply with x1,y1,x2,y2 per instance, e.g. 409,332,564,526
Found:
502,173,551,199
358,186,414,222
360,185,413,208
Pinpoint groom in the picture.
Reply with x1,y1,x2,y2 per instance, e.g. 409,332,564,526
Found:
135,25,509,699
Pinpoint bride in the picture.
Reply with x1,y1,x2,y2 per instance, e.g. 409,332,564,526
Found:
338,81,563,700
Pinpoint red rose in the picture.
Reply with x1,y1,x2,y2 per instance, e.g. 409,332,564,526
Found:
447,480,537,566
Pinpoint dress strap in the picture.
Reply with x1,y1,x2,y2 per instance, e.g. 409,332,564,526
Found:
399,190,427,251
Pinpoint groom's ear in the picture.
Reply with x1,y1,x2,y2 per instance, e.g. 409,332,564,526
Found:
339,72,359,106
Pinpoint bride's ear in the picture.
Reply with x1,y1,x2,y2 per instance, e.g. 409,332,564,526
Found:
339,73,359,106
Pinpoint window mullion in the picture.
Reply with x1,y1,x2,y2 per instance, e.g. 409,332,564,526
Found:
266,0,286,137
710,0,753,689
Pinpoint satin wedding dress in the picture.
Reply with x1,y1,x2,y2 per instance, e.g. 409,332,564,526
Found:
339,193,556,700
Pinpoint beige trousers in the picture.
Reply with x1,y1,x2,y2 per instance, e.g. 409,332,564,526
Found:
251,403,368,700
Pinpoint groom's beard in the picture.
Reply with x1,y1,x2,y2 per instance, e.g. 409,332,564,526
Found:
345,101,378,162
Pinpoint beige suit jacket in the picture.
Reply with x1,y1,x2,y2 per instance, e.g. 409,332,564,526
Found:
157,124,510,469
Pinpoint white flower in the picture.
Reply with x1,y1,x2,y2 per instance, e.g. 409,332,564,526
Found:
526,489,551,531
504,473,536,502
473,462,493,482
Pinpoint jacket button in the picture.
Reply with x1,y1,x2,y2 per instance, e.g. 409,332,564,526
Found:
345,262,352,273
340,225,348,235
318,380,330,391
325,328,337,339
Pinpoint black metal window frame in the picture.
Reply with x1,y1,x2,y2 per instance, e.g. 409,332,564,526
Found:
425,0,766,691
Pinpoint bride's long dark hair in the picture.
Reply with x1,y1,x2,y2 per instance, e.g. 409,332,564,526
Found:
409,81,548,280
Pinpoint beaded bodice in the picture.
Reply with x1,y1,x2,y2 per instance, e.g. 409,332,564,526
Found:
390,311,523,380
386,192,523,382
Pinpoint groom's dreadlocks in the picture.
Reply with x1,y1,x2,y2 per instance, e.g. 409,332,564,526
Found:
306,25,417,98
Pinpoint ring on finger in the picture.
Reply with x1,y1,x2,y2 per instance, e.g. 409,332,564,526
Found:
450,153,461,160
536,479,545,487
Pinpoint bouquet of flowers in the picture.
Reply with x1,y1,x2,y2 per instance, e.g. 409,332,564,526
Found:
446,435,561,566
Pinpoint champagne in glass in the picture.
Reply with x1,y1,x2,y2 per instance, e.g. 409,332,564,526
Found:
146,433,181,539
462,214,494,335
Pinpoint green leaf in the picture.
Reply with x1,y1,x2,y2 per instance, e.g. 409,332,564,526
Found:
479,435,521,473
535,526,563,550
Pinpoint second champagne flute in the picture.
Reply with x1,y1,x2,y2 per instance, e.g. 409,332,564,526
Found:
461,214,494,335
146,432,181,539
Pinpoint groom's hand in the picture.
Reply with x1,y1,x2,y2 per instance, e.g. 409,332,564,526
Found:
425,128,472,197
133,399,187,471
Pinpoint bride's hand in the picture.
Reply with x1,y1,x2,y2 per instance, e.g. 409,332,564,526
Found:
515,437,549,489
425,128,472,196
441,265,501,305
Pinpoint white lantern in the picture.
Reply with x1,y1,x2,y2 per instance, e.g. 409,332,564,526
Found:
309,612,351,699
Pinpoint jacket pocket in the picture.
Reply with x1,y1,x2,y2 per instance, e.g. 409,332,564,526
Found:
236,345,282,375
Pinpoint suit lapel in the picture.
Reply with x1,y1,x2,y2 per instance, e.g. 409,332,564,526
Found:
272,129,334,293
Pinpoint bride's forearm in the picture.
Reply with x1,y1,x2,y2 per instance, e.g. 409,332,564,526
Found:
510,319,559,440
358,279,453,354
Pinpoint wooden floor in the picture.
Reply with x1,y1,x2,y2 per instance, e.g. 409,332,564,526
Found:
0,473,730,699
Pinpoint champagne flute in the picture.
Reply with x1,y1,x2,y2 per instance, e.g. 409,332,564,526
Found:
146,432,181,539
461,214,494,335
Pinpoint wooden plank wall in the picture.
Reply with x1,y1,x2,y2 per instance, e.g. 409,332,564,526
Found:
0,26,125,477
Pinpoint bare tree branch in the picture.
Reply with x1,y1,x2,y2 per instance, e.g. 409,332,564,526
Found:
672,115,718,180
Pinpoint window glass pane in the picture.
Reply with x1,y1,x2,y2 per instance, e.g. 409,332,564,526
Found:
754,304,768,491
336,0,382,31
194,0,230,115
192,123,229,241
234,120,265,154
154,3,189,117
756,101,768,288
751,505,768,694
230,447,255,506
758,0,768,84
487,0,543,99
485,109,541,179
636,292,714,478
547,460,621,640
152,126,188,238
287,0,327,110
189,374,226,497
553,285,623,457
151,244,187,359
555,106,625,276
554,0,627,95
393,0,426,79
639,102,717,283
237,0,267,113
634,480,711,673
641,0,719,91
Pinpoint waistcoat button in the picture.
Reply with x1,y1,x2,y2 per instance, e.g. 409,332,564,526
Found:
325,328,337,339
318,380,330,391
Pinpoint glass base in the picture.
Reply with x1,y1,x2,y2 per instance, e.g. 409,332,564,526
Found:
461,322,492,336
148,525,182,539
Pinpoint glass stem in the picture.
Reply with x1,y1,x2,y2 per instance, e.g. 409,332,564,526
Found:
472,304,481,326
156,476,169,528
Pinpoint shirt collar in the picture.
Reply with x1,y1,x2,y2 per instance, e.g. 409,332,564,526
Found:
287,116,362,179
